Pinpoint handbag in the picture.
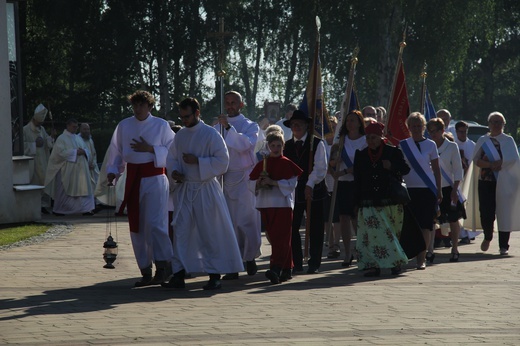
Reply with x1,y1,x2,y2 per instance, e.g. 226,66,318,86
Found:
388,175,411,205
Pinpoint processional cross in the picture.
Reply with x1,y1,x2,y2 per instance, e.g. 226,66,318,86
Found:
207,18,234,114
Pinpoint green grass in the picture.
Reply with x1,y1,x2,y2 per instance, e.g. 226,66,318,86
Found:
0,223,51,246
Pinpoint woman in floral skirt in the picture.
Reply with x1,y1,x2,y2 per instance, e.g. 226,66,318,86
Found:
353,121,411,276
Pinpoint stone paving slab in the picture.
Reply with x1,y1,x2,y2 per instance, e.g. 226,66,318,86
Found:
0,211,519,345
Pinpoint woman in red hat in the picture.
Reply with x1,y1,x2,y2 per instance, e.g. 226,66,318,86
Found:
353,121,411,276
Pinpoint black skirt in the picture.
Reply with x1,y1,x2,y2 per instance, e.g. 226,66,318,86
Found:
400,205,427,259
407,187,437,231
438,186,467,223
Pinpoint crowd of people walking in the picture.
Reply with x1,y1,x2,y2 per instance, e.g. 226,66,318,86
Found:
26,89,520,289
107,91,520,290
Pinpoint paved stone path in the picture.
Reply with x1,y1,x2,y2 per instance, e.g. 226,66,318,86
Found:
0,212,519,345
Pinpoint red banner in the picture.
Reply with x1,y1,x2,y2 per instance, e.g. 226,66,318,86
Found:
386,59,410,145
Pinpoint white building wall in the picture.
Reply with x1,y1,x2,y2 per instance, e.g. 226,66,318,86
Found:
0,1,42,224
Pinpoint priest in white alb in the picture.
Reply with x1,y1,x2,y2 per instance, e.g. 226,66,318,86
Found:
78,123,100,191
23,104,55,213
44,118,95,215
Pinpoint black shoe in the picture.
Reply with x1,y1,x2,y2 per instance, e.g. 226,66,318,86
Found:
52,211,65,216
426,252,435,264
222,273,239,280
306,265,319,274
246,260,258,276
203,276,222,290
459,237,471,244
279,269,292,282
449,252,460,262
82,211,94,216
150,270,164,285
161,276,185,289
327,250,341,259
93,206,103,214
292,265,304,275
41,207,50,214
265,270,280,284
134,275,153,287
391,266,402,275
363,268,381,277
341,255,354,267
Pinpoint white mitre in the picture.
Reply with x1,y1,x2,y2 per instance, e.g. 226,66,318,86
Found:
33,104,48,122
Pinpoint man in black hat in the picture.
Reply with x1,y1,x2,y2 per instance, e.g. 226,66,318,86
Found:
283,110,328,274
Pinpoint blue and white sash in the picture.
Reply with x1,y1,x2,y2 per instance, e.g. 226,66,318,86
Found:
341,139,356,168
439,159,466,203
481,137,501,179
400,137,437,195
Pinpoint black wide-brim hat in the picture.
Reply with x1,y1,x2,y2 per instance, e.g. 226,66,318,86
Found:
283,109,311,127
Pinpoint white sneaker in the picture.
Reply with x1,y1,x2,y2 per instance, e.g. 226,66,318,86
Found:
499,248,509,255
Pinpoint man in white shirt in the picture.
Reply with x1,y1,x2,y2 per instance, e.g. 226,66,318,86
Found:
454,120,478,243
283,110,328,274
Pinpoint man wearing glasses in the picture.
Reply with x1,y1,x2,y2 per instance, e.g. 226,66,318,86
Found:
164,97,243,290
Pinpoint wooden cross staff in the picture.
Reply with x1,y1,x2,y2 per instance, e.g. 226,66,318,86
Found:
207,17,234,117
207,18,234,75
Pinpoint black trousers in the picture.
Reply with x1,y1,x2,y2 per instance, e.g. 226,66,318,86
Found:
291,199,325,269
478,180,510,249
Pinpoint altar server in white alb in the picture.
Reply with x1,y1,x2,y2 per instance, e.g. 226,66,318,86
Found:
215,91,261,280
44,118,95,216
23,104,55,214
163,97,243,291
106,90,174,288
463,111,520,255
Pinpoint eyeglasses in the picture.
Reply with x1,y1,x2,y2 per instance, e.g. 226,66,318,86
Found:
489,120,504,125
178,112,195,120
427,128,442,134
